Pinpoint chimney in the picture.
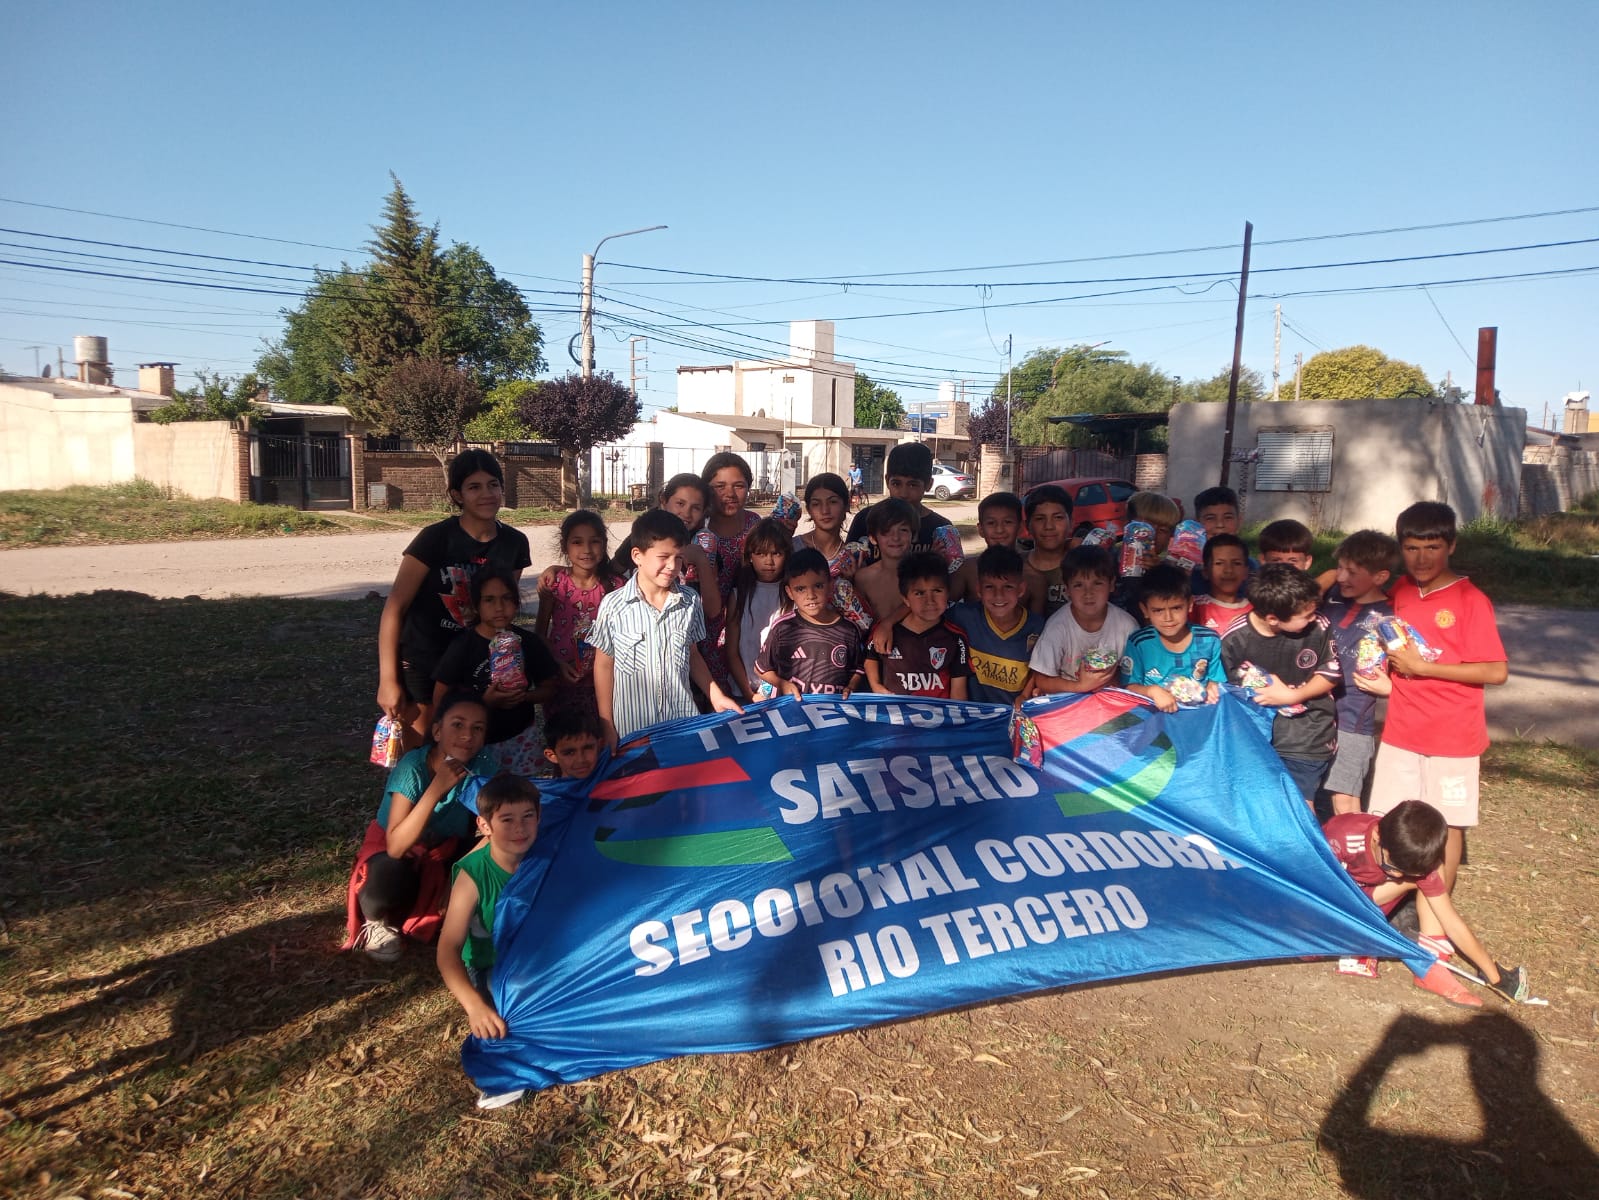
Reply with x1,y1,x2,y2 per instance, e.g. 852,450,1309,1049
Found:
1474,327,1498,405
138,361,177,397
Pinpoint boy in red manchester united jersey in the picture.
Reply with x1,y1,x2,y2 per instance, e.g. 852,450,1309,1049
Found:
1367,502,1507,911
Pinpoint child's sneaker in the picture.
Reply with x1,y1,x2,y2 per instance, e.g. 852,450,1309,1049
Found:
1417,933,1455,962
1413,961,1482,1008
1337,956,1379,979
476,1088,526,1110
355,919,403,964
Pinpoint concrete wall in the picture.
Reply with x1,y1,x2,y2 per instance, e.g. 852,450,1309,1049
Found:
1521,443,1599,515
0,382,141,489
1166,398,1526,533
131,421,247,501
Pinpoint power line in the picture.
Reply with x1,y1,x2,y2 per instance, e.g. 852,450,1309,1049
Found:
0,196,361,253
603,203,1599,284
601,236,1599,291
1420,285,1475,365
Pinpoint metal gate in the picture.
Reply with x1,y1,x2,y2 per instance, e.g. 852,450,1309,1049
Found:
1016,447,1130,491
250,432,352,510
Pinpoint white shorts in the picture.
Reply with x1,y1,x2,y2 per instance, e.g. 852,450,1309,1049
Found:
1368,743,1480,827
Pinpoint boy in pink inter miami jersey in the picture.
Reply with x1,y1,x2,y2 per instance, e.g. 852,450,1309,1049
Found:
865,552,971,699
1367,501,1508,896
755,548,867,697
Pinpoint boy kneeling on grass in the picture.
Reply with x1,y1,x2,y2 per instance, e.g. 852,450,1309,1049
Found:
438,772,542,1109
1324,800,1527,1007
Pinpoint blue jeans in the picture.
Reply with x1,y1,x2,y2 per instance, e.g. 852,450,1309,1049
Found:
1280,754,1331,805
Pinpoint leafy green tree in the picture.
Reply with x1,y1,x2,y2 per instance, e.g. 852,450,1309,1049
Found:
256,177,543,423
465,380,537,442
1182,365,1266,405
853,372,906,429
971,345,1153,446
1295,345,1434,400
147,370,264,424
517,372,640,506
381,357,484,474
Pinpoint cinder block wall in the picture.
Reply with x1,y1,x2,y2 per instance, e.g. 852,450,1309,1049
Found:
360,448,568,511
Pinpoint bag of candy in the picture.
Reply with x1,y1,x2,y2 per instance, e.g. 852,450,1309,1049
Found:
488,628,529,692
1234,660,1306,715
1080,527,1115,548
1165,674,1206,706
1377,616,1442,662
1119,521,1156,578
1354,632,1388,678
1165,519,1207,572
771,493,802,527
369,715,405,768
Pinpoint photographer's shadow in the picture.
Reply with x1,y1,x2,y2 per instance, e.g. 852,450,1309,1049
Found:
1320,1012,1599,1199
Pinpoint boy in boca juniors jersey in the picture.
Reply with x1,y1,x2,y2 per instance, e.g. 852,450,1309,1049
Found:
945,544,1044,705
864,552,972,699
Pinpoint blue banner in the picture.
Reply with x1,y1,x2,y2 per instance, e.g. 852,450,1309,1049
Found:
462,691,1432,1094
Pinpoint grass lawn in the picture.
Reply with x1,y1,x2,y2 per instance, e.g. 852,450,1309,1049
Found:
0,482,340,547
2,592,1596,1199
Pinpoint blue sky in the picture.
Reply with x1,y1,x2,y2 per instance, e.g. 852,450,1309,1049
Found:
2,1,1595,425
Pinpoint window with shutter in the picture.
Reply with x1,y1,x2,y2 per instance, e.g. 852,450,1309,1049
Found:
1254,428,1334,492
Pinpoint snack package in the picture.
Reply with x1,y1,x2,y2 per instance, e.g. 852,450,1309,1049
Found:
1377,616,1442,662
1080,647,1120,673
771,493,802,526
488,628,529,692
1165,520,1207,572
1165,674,1206,706
930,523,965,572
369,715,405,768
830,577,874,633
1119,521,1156,578
837,540,872,578
1010,710,1043,770
1080,527,1116,548
1235,660,1306,715
1354,632,1388,678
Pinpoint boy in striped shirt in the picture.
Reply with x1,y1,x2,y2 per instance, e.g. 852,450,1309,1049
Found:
589,509,742,749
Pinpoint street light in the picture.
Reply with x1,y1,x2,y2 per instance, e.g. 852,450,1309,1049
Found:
581,225,667,380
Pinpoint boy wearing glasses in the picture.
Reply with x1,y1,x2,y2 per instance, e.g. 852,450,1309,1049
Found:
1324,800,1526,1008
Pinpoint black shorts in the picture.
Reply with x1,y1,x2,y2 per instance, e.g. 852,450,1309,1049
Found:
400,661,436,707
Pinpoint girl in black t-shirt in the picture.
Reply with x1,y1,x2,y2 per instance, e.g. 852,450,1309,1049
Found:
376,450,532,747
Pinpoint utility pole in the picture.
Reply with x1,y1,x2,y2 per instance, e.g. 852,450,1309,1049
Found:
24,345,44,376
1004,335,1013,455
581,225,667,380
628,336,648,398
1271,305,1282,401
1293,352,1302,402
1218,221,1253,487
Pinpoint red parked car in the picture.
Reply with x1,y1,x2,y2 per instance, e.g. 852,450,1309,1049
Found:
1025,476,1139,538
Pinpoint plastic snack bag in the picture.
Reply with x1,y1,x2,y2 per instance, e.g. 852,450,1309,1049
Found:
1235,660,1306,715
370,715,405,768
1354,632,1388,678
1010,709,1043,769
1080,647,1120,674
1119,521,1156,578
771,493,802,527
488,629,529,692
1165,520,1207,572
1377,616,1442,663
1080,527,1115,548
930,523,965,572
1165,674,1206,706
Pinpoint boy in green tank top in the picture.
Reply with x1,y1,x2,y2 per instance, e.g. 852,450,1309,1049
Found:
437,773,541,1106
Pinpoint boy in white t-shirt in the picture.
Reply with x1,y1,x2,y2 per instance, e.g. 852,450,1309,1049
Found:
1029,546,1138,694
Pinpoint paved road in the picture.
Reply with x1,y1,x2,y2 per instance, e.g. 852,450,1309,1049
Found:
2,512,1592,748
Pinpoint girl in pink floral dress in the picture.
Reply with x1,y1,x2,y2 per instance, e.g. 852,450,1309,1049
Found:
535,509,621,715
696,452,762,690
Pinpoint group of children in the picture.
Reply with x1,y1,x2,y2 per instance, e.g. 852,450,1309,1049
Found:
351,443,1526,1106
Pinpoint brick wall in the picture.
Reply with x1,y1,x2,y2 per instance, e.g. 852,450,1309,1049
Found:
359,448,570,511
1133,453,1168,493
1520,444,1599,516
